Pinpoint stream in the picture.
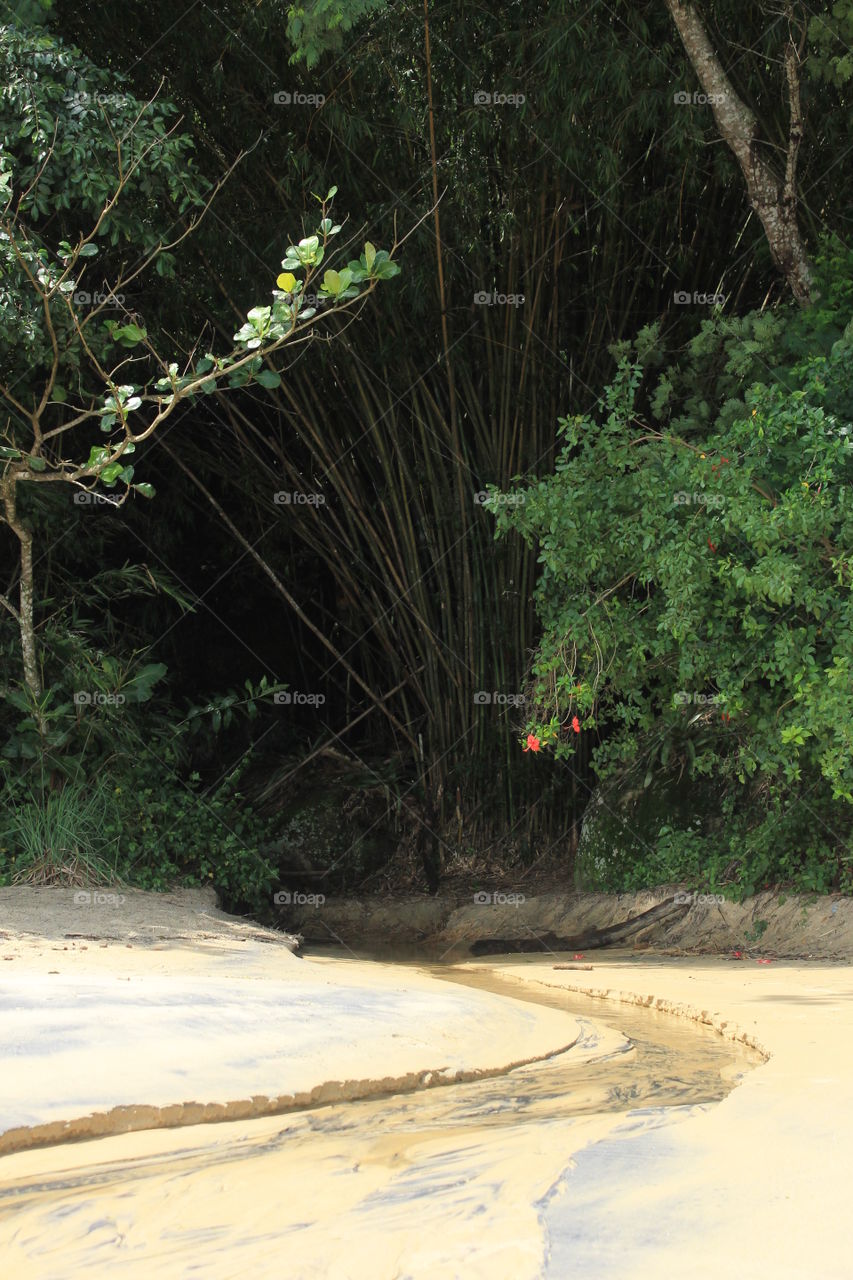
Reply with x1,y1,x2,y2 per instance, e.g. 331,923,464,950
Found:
0,953,761,1279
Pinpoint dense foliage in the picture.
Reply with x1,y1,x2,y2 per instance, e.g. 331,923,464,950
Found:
494,242,853,894
1,1,852,903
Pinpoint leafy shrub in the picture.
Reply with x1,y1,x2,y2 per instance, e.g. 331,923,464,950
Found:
0,616,281,908
104,762,278,907
493,242,853,895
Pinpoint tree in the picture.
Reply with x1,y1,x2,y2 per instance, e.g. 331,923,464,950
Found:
665,0,814,303
0,20,400,717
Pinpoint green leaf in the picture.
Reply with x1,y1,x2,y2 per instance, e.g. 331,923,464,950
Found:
123,662,168,703
26,455,47,472
112,323,147,347
134,482,155,499
373,258,401,280
322,268,341,294
77,242,99,257
255,370,282,389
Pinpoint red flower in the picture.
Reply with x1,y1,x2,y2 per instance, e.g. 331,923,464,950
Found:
732,951,743,959
571,715,581,734
707,537,717,553
721,712,731,723
574,953,584,960
523,733,541,753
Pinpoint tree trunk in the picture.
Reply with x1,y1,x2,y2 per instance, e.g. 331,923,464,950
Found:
665,0,814,304
1,474,41,700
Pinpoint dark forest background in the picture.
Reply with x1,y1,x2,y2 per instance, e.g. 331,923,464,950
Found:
1,0,851,912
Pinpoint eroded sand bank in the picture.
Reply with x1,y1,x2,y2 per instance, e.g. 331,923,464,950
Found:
0,889,595,1152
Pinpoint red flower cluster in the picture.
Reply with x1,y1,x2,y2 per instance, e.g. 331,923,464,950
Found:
523,733,541,753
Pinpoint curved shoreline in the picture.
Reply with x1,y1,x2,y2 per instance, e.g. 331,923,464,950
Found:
459,959,771,1058
479,952,853,1280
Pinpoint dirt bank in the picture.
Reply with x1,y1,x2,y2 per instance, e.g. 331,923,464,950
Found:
0,883,302,960
287,884,853,960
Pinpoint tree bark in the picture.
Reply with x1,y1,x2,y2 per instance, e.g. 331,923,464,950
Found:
665,0,814,304
1,474,41,700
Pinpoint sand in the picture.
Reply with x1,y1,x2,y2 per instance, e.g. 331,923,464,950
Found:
0,886,849,1278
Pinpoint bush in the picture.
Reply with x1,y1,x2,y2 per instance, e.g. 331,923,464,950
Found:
493,242,853,896
0,619,281,909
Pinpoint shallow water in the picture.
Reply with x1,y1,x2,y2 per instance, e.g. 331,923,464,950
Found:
0,955,760,1279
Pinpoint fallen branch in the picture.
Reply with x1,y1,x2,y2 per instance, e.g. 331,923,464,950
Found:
469,895,688,956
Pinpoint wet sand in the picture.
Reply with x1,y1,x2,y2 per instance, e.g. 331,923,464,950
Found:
0,949,756,1278
484,953,853,1279
0,889,848,1278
